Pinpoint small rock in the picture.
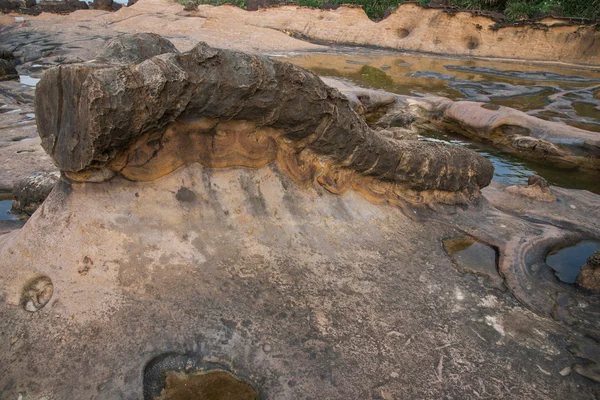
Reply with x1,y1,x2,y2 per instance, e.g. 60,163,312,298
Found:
262,343,272,352
576,250,600,291
183,0,197,11
527,174,549,189
505,174,555,202
0,58,18,82
12,171,60,216
588,250,600,268
559,366,571,376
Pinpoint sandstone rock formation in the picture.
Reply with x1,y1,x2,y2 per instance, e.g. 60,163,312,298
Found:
2,32,600,400
35,34,494,205
11,171,60,215
577,250,600,291
95,32,179,64
325,78,600,172
186,3,600,64
504,174,556,202
440,101,600,171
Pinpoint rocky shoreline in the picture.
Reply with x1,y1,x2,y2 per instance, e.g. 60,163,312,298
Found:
1,4,600,399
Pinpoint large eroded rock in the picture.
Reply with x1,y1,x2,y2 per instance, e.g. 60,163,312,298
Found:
35,35,493,204
327,79,600,172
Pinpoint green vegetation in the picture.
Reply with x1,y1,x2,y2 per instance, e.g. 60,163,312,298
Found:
180,0,599,21
448,0,599,21
180,0,245,7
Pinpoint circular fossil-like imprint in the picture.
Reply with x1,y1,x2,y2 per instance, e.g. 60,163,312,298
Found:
21,275,54,312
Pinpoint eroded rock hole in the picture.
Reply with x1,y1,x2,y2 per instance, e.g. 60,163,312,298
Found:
158,370,258,400
397,28,410,38
144,354,259,400
21,275,53,312
466,36,480,50
175,187,196,203
443,237,504,290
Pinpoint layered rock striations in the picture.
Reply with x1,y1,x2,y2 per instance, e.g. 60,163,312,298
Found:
35,34,494,205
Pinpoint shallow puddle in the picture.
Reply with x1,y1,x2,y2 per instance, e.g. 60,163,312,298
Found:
546,241,600,284
279,50,600,106
443,237,503,289
420,130,600,194
155,370,259,400
490,90,553,111
573,102,600,120
0,200,17,221
19,75,41,86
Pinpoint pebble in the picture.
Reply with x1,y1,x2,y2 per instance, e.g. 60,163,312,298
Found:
559,366,571,376
263,343,272,352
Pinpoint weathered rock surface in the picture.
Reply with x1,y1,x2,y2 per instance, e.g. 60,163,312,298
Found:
504,174,556,202
0,31,599,400
0,0,25,12
95,32,179,64
577,250,600,291
0,80,56,193
325,78,600,172
11,171,59,215
25,0,88,14
35,35,493,204
2,0,598,64
441,101,600,171
187,2,600,64
1,162,600,398
0,51,18,81
0,59,17,81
